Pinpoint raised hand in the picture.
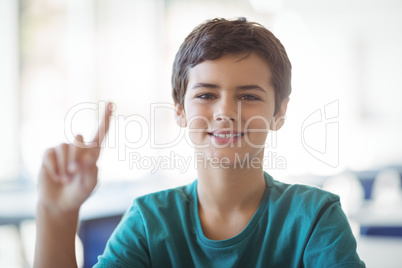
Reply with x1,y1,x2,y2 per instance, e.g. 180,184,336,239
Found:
34,102,113,268
38,102,113,213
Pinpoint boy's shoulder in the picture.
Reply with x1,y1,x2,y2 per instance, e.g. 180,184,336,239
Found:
264,172,343,227
133,180,196,209
123,181,197,229
264,172,340,206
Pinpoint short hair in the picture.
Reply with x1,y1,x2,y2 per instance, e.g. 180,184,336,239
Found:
172,17,292,115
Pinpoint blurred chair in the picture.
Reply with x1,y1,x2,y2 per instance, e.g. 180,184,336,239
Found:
322,172,365,216
371,168,402,208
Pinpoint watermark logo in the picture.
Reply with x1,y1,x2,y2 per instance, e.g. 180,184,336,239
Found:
64,101,275,159
301,100,339,167
128,151,287,173
63,100,339,171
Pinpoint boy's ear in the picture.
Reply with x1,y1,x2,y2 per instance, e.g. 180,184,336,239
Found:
175,103,187,127
270,97,290,131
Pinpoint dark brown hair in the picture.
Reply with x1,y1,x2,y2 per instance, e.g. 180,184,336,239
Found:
172,17,292,115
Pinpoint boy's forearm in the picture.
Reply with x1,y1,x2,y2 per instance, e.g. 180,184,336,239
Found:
34,202,79,268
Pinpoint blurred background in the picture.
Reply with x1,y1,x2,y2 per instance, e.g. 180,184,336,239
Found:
1,0,402,267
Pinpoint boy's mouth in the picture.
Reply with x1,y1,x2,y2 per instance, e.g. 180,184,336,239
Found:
207,129,247,143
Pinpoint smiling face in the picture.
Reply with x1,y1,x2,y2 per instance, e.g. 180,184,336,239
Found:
176,53,288,166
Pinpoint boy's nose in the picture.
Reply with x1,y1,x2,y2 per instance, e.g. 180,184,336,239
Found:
214,114,236,121
213,100,239,122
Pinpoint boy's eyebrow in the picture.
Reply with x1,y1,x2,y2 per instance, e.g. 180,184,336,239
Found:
191,83,267,93
191,83,219,89
237,85,267,93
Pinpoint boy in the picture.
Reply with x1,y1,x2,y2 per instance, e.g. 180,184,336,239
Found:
34,18,365,267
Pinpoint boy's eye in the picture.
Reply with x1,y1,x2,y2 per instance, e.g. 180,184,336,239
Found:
240,95,260,101
196,93,216,100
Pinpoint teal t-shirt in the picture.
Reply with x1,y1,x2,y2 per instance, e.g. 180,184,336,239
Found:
95,172,365,267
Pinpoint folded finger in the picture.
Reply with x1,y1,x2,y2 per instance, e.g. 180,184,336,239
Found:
82,150,98,168
55,143,69,181
42,148,59,182
68,134,84,173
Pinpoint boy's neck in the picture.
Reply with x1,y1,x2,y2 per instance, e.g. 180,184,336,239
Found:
196,156,267,214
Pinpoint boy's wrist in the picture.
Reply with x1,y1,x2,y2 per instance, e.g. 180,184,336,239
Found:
36,200,80,220
35,200,79,268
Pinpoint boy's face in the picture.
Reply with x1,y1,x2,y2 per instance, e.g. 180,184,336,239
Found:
176,53,288,166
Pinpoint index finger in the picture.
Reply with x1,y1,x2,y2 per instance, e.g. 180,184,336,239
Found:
92,102,114,148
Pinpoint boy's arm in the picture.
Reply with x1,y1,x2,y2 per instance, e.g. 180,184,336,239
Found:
34,103,112,268
34,204,79,267
303,200,365,267
94,202,151,267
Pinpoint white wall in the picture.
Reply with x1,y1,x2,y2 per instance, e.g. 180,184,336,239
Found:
0,0,19,180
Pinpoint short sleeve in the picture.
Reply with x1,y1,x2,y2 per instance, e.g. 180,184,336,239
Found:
93,202,151,268
303,200,365,267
